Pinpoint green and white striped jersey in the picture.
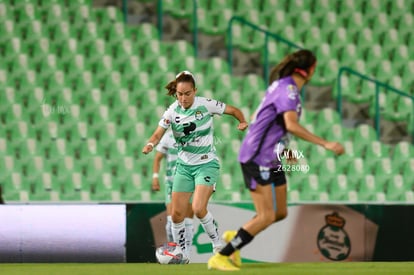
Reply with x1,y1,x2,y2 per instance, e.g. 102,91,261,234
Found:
155,129,178,182
159,96,226,165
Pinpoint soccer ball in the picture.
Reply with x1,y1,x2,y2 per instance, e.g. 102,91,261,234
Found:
155,242,188,264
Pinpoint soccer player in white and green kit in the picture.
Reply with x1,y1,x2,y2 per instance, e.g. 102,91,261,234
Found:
152,128,194,255
143,71,248,262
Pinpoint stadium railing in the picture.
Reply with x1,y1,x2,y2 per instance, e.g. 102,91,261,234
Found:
337,67,414,144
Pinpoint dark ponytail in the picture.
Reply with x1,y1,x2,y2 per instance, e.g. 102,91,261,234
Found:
165,79,177,96
268,49,317,84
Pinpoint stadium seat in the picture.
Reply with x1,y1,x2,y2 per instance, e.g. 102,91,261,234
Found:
380,28,404,54
314,107,341,131
339,75,373,104
371,157,393,178
58,171,83,201
363,140,392,159
346,157,371,179
280,25,302,48
241,9,266,27
197,0,227,14
265,39,291,64
166,39,195,61
241,73,266,93
385,175,408,202
394,96,414,121
196,8,233,36
136,23,159,46
352,124,377,143
120,172,145,201
90,172,121,202
324,123,352,143
300,174,328,201
299,108,316,124
401,158,414,181
393,141,414,159
329,174,358,202
204,57,231,79
162,0,193,19
358,175,384,201
337,43,363,67
309,146,335,168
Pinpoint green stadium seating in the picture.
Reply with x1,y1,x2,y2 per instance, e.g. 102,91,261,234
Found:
394,141,414,160
328,174,358,202
204,57,231,78
162,0,194,19
1,0,413,203
196,8,233,36
352,124,377,142
385,175,408,202
338,75,370,104
364,141,392,159
300,174,329,202
358,175,384,202
371,157,393,178
401,157,414,179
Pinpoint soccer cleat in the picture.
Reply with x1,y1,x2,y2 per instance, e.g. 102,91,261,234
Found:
222,230,241,268
181,256,190,264
207,253,240,271
213,245,223,254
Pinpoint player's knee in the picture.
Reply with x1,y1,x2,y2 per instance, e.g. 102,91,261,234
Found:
171,210,186,223
192,207,207,219
276,209,288,221
261,212,276,227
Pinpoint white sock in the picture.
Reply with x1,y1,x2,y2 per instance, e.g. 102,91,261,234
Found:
184,218,194,257
166,215,173,242
172,220,186,254
199,211,223,251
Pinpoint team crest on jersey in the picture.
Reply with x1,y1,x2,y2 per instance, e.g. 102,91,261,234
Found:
287,84,298,100
259,166,270,180
195,111,203,120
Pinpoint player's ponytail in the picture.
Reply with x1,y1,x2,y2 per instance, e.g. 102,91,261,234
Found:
269,49,316,84
165,79,177,96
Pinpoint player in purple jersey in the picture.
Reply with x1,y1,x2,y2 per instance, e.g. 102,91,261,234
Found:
208,49,345,271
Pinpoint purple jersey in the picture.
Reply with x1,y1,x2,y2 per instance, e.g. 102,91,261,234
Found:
238,76,302,167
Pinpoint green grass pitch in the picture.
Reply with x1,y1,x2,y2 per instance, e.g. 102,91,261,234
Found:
1,262,414,275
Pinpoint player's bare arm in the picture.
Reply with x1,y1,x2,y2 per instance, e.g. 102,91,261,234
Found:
283,111,344,155
224,105,248,131
151,152,164,191
142,126,167,154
